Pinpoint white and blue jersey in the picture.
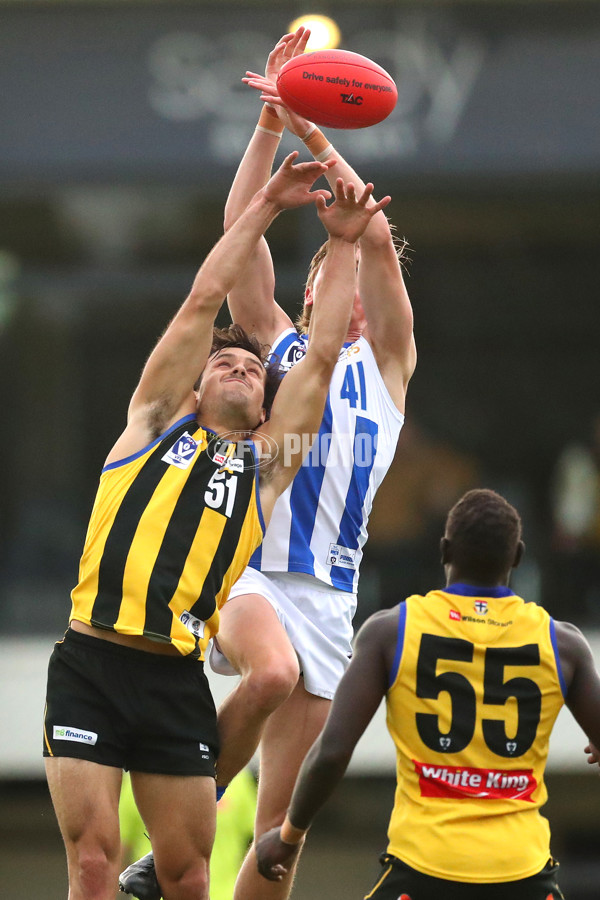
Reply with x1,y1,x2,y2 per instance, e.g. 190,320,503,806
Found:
250,328,404,593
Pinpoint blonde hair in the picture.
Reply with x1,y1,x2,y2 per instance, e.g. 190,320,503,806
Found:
297,227,409,334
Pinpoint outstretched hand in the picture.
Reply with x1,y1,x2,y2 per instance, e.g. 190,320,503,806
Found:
316,178,392,243
262,151,333,210
255,827,303,882
243,26,314,138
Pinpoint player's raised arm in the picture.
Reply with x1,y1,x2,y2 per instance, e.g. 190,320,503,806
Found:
247,72,416,410
225,29,311,344
254,608,396,882
256,179,391,522
105,152,332,467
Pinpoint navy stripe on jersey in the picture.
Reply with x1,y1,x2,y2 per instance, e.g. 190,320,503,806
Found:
330,416,378,590
389,602,407,687
92,421,193,628
286,395,334,577
102,414,197,473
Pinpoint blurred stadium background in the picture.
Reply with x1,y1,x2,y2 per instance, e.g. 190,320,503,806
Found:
1,0,600,897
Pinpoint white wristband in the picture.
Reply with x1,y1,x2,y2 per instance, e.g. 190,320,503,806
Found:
255,126,283,139
315,144,334,161
301,124,318,141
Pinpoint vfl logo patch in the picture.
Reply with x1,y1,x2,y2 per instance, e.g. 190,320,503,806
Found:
328,543,356,570
474,600,488,615
276,342,306,373
53,725,97,745
162,433,198,470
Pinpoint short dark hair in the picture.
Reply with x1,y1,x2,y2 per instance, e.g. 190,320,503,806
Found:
194,324,282,418
445,489,522,582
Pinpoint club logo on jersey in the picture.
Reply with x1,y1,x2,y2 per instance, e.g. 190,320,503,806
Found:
449,609,461,621
162,433,198,470
53,725,98,745
328,543,357,569
439,737,452,750
274,341,306,372
413,760,537,802
474,600,488,615
179,610,206,638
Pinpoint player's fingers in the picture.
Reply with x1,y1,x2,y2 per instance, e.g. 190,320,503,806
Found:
295,28,311,55
282,150,300,168
371,195,392,213
356,183,375,205
334,177,347,199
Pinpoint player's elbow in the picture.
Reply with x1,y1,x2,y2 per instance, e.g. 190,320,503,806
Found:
359,217,395,250
305,344,340,383
187,279,225,312
313,740,353,778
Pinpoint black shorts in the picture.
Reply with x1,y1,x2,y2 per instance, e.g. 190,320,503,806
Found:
364,854,565,900
43,628,219,776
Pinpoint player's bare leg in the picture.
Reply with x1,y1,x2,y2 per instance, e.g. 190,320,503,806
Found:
215,593,300,787
232,679,330,900
131,771,216,900
45,757,122,900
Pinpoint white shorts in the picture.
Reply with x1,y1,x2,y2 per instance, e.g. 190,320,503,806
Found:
209,568,357,700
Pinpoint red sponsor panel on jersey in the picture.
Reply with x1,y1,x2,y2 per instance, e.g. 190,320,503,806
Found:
413,760,537,802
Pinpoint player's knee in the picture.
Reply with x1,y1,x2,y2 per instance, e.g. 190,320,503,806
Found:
74,845,118,898
159,860,210,900
243,657,299,711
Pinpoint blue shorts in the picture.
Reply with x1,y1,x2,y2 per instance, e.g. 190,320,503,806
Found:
43,628,219,776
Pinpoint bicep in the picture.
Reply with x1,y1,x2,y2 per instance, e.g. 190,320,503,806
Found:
359,242,414,353
258,355,329,495
226,237,292,345
560,624,600,747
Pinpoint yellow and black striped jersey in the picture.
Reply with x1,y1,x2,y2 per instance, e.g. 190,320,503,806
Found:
70,414,265,659
385,585,566,883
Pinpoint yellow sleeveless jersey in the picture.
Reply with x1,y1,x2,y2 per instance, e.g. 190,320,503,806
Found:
70,415,265,659
385,584,566,883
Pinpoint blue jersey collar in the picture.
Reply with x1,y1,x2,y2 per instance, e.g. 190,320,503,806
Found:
444,582,515,598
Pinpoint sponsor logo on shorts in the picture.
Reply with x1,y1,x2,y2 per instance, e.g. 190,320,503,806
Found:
53,725,98,745
413,759,537,801
162,433,198,470
328,543,356,569
199,742,210,760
